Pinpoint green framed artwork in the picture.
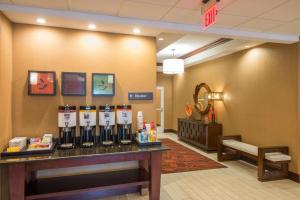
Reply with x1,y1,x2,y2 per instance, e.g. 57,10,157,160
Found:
92,73,115,96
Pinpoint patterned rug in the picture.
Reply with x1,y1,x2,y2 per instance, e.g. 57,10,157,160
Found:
161,138,226,174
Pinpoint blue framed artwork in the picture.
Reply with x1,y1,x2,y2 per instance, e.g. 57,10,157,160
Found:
92,73,115,96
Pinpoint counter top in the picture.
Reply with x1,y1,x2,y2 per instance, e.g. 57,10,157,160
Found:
0,143,169,165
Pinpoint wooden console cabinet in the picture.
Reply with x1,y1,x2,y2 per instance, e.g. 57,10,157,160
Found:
178,118,222,151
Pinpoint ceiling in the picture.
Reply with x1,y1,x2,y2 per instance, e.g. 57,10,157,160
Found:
157,34,218,63
0,0,299,70
1,0,300,36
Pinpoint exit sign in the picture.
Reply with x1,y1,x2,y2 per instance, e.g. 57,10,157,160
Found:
203,4,218,29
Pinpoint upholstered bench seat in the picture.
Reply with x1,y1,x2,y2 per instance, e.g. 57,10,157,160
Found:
264,152,291,162
222,140,291,162
223,139,258,156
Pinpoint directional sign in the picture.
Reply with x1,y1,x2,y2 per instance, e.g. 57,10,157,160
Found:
128,92,153,100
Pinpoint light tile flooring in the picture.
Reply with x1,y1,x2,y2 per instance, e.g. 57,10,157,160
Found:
100,133,300,200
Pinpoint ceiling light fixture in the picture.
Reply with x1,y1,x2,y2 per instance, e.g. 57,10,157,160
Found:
158,37,164,41
163,49,184,74
36,18,46,24
88,23,96,30
133,28,141,34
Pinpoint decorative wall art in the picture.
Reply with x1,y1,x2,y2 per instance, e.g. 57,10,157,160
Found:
28,71,56,96
92,73,115,96
61,72,86,96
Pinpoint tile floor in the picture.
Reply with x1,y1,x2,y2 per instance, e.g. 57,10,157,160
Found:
100,133,300,200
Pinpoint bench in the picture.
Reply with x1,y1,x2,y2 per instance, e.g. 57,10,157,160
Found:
217,135,291,181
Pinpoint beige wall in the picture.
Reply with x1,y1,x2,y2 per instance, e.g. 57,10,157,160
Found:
298,41,300,174
0,12,12,200
157,72,173,129
0,13,13,151
12,24,157,138
173,43,300,173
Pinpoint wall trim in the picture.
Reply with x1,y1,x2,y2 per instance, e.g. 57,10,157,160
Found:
288,171,300,183
164,129,177,134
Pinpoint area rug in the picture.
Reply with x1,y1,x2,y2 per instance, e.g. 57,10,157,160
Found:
161,138,226,174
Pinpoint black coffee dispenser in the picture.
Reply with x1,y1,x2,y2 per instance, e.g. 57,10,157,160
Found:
58,105,76,149
99,105,115,146
79,106,97,148
117,105,133,145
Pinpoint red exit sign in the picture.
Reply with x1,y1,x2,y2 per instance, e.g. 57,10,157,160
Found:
203,4,218,29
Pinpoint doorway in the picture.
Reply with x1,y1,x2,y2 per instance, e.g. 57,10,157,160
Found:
156,86,164,134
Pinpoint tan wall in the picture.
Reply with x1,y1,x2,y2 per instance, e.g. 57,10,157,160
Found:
157,72,173,129
298,41,300,173
173,43,300,173
12,24,157,138
0,13,13,151
0,12,12,200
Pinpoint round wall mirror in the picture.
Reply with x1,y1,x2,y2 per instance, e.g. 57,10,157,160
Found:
193,83,211,115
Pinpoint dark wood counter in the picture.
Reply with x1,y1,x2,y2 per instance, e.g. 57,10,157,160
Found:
0,144,169,200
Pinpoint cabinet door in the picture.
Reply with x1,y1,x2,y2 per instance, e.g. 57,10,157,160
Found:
196,124,201,143
188,123,192,139
178,120,182,137
191,124,195,140
199,126,204,145
182,121,186,138
201,126,208,146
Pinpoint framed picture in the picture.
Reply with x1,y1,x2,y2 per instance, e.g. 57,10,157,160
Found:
61,72,86,96
28,70,56,96
92,73,115,96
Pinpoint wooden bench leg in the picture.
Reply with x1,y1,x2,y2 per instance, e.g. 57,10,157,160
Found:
258,147,290,181
258,162,289,181
258,152,265,181
218,135,242,162
217,139,224,161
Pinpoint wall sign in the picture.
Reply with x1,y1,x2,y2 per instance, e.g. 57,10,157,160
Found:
203,3,218,29
128,92,153,100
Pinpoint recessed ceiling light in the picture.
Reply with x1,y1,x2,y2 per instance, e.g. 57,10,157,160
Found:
133,28,141,34
245,45,250,48
158,37,164,41
88,24,96,30
36,18,46,24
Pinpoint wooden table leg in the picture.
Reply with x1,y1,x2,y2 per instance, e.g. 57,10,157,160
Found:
8,163,25,200
139,160,149,195
149,151,162,200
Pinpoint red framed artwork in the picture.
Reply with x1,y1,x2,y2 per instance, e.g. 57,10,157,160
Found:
61,72,86,96
28,70,56,96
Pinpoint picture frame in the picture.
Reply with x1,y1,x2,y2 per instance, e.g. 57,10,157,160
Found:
61,72,86,96
28,70,56,96
92,73,115,96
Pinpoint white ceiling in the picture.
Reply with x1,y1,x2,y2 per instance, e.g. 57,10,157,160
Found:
0,0,299,35
156,33,264,69
0,0,299,70
157,34,218,62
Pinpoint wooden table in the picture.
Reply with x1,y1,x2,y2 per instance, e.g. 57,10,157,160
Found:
0,144,168,200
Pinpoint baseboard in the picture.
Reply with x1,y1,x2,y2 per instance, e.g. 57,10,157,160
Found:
164,129,177,134
288,171,300,183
